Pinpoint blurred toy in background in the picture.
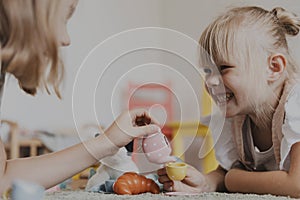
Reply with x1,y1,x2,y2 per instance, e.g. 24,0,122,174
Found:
85,147,138,192
3,180,45,200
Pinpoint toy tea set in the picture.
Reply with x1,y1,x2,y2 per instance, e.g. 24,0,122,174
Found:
137,115,187,180
142,129,187,181
112,116,188,195
82,116,188,195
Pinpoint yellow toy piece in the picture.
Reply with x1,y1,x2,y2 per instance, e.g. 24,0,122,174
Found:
2,188,11,200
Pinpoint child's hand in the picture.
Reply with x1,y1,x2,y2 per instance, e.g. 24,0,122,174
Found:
104,109,160,148
157,164,212,193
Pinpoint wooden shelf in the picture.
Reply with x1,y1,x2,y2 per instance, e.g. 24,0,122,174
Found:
2,120,50,159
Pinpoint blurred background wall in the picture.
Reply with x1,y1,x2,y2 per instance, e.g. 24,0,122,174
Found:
2,0,300,132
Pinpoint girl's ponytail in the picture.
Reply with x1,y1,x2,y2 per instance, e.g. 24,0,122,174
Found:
271,7,300,36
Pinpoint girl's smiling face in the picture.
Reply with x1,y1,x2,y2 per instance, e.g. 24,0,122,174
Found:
203,61,259,118
199,6,293,123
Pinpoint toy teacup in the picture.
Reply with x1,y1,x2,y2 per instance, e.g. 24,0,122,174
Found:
142,130,176,164
166,162,187,181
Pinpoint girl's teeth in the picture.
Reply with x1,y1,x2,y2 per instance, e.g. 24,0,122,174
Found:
216,94,226,103
216,93,234,104
226,93,234,101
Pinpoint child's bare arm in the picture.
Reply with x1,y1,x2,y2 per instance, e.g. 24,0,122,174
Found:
225,142,300,198
0,109,160,194
0,134,118,194
206,166,227,192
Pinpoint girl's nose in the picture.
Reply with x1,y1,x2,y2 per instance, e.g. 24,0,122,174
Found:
60,31,71,47
205,74,221,87
60,34,71,46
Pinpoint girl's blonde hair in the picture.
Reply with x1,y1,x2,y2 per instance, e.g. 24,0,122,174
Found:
0,0,64,98
199,6,300,124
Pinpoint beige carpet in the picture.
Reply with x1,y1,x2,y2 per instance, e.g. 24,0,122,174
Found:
45,191,296,200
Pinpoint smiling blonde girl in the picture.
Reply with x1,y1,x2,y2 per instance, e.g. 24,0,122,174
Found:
158,6,300,198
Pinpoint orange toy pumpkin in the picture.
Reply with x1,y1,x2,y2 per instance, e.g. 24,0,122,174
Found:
113,172,160,195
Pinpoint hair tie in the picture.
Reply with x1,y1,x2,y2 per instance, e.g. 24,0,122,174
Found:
270,9,280,23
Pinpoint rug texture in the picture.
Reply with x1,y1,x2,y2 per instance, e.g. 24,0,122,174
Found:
45,191,296,200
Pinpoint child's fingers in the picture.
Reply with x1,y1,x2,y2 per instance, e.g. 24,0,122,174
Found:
157,167,167,176
157,168,172,184
130,124,160,138
130,109,161,126
137,125,160,136
158,175,171,183
185,164,200,177
163,181,174,192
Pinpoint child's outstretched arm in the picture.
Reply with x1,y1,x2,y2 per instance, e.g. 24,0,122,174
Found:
0,109,160,194
225,142,300,198
158,164,227,193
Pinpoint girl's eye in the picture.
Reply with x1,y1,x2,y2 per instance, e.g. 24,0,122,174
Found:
203,68,212,74
220,65,231,71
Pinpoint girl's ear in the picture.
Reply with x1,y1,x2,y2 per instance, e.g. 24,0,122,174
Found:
267,54,286,82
